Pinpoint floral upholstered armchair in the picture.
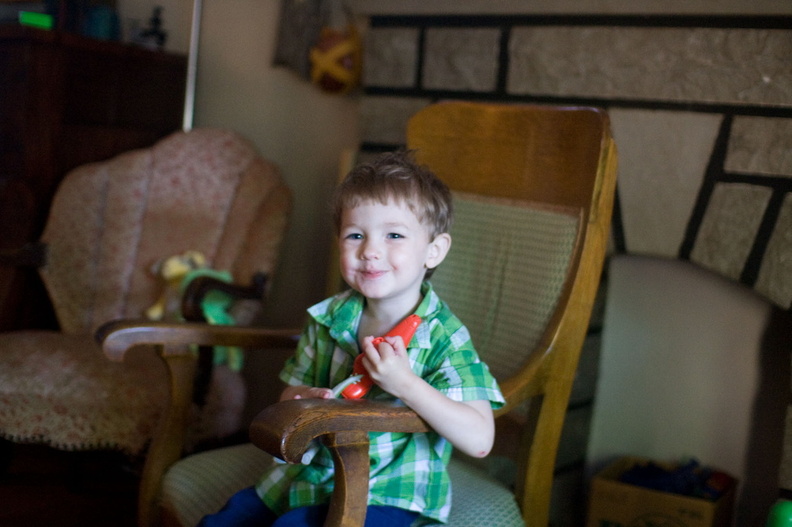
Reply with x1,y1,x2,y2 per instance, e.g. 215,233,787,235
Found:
0,128,292,525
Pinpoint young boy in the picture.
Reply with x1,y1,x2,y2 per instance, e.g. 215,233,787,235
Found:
199,150,504,526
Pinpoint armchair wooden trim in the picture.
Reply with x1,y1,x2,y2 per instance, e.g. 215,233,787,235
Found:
324,431,371,527
142,351,196,527
249,399,429,463
98,321,299,362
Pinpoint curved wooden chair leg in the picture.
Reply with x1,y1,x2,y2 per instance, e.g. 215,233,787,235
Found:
138,350,196,527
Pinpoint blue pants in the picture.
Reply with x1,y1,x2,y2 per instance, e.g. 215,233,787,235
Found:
198,486,419,527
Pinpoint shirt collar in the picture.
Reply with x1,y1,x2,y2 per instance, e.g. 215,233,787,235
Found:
309,282,442,354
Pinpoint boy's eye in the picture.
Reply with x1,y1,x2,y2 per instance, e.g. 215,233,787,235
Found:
387,233,404,239
345,233,363,240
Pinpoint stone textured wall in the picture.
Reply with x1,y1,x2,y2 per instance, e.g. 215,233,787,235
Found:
360,16,792,308
357,13,792,525
507,27,790,105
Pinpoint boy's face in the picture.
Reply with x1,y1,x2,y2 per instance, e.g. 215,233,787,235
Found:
338,197,450,314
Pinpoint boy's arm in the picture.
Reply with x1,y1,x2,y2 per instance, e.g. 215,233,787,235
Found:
397,383,495,458
361,336,495,458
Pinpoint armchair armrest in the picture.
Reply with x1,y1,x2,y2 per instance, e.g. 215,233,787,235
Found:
97,319,299,361
249,399,429,463
249,399,429,527
0,242,47,267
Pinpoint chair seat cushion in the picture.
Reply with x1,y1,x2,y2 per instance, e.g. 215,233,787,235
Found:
161,444,523,527
0,330,245,455
0,331,167,454
161,442,276,527
446,458,524,526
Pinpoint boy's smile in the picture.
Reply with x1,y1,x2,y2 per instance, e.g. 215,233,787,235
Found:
339,198,450,317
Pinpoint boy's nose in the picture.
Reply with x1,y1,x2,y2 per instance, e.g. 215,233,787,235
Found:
360,240,381,260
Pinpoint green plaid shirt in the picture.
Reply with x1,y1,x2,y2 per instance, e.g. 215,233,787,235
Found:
256,282,504,524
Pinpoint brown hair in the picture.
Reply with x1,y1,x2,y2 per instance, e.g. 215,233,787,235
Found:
332,150,453,240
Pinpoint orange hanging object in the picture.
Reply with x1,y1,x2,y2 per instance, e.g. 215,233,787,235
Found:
341,314,422,399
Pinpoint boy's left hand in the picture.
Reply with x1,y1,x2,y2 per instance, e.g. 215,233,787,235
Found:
360,335,418,399
360,335,496,458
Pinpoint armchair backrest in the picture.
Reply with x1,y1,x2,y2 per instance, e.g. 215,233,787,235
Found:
39,128,291,335
407,101,617,525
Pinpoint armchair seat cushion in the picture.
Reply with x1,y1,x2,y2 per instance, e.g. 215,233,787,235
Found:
161,443,276,527
446,459,524,527
0,331,245,454
0,331,167,454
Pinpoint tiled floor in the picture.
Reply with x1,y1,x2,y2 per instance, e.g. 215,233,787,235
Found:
0,442,137,526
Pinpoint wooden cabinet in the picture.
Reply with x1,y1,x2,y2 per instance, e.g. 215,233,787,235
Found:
0,25,187,330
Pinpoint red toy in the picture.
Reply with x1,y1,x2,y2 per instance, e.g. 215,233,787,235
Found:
339,314,421,399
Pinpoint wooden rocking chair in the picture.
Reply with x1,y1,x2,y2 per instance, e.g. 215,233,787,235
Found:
100,101,617,527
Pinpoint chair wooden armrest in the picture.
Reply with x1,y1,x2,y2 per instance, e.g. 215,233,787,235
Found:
0,242,47,267
97,320,300,361
250,399,429,462
249,399,429,527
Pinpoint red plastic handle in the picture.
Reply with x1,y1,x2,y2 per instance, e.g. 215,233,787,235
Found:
341,314,421,399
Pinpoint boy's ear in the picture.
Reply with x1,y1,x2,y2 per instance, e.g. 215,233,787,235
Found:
426,233,452,270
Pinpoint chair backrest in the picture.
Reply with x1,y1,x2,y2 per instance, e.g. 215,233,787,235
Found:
406,101,617,525
39,128,292,335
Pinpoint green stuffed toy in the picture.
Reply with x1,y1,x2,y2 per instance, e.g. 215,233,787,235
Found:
145,250,244,371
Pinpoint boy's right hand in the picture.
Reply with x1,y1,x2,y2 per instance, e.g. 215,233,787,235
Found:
280,385,333,402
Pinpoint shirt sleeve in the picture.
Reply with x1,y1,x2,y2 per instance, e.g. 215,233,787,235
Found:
421,324,505,409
